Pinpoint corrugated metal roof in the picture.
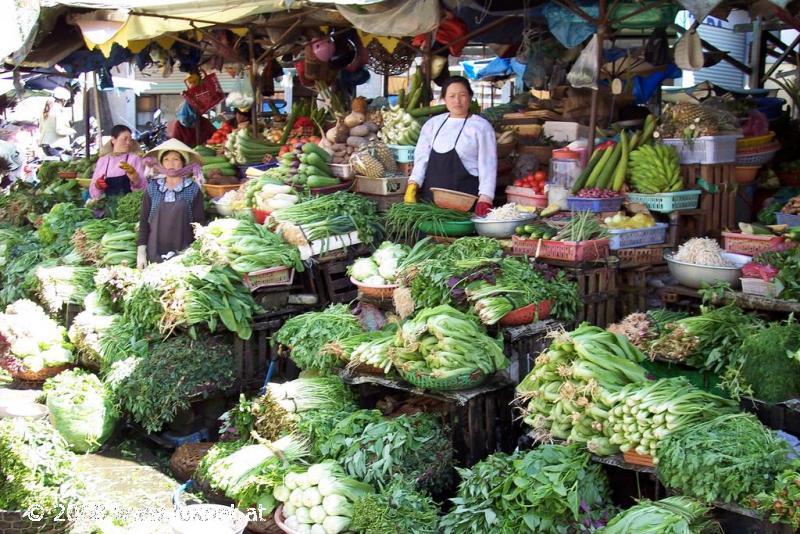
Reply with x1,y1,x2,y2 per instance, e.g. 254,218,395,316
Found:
134,66,243,94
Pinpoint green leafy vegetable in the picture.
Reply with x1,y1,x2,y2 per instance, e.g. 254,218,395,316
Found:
600,496,720,533
275,304,362,371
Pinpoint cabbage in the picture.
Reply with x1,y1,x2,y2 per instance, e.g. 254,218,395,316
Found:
349,258,379,281
10,338,39,357
44,369,118,453
22,354,45,372
373,242,408,267
41,345,74,367
377,256,399,282
322,515,351,534
363,275,387,286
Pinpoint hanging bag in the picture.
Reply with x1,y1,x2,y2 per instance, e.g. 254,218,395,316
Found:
182,70,225,114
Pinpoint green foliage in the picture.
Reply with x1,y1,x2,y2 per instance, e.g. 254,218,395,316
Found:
275,304,362,371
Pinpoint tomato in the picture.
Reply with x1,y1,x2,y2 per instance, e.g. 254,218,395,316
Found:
534,170,547,181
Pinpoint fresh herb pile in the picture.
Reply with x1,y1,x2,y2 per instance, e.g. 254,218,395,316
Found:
194,217,303,274
271,191,383,247
658,413,790,504
319,409,453,493
34,265,96,314
440,445,613,533
753,461,800,528
449,256,580,324
730,320,800,402
516,325,646,455
385,202,472,241
551,210,609,241
350,477,440,534
43,368,119,453
275,304,363,371
105,335,235,433
0,236,55,307
0,419,82,516
601,496,720,533
110,189,144,224
36,202,92,254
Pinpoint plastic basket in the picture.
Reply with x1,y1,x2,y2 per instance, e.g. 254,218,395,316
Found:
512,236,610,262
182,70,225,114
777,212,800,227
498,300,551,326
417,219,475,237
329,163,355,179
242,265,295,291
506,190,548,208
387,144,415,163
625,190,702,213
721,231,788,256
398,367,487,391
615,247,664,268
350,277,396,300
741,277,781,298
736,132,776,150
660,135,739,164
622,450,655,467
567,196,624,213
354,174,406,195
608,223,668,250
735,143,779,166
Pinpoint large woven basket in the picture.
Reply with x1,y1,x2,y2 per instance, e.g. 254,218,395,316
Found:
193,476,282,534
399,368,486,391
169,442,215,482
11,364,73,383
0,509,73,534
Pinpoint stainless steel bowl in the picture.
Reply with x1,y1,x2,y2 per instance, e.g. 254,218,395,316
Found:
665,252,751,289
471,215,538,239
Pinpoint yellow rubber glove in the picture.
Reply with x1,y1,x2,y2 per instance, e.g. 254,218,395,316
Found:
404,182,418,204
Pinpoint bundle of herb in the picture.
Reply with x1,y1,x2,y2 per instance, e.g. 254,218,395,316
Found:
601,496,720,533
350,477,440,534
658,413,790,504
274,304,363,371
440,445,612,533
34,265,96,314
111,189,144,224
71,219,118,264
36,202,92,254
294,408,357,461
385,202,472,241
0,240,56,307
752,461,800,528
105,335,235,433
320,409,453,493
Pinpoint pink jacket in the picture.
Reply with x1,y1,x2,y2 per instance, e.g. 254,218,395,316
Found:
89,153,148,198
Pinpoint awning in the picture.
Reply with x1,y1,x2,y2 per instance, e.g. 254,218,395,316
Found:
47,0,304,57
1,0,42,65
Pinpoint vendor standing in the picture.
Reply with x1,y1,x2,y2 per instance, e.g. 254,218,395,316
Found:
89,125,147,199
136,139,205,268
403,76,496,217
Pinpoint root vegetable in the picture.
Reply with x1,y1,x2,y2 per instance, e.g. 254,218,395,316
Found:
343,112,365,128
349,125,370,137
347,136,368,148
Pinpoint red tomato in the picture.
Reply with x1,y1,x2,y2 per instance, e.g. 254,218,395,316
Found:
534,170,547,181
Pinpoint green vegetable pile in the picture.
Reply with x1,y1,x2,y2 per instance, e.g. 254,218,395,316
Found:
384,202,472,241
350,477,439,534
36,202,92,254
67,293,119,369
753,461,800,528
658,413,790,504
105,335,235,433
275,304,363,371
516,324,646,455
0,419,81,517
440,444,612,533
393,304,509,379
110,189,144,224
44,368,119,453
600,496,720,533
34,264,96,314
319,409,453,493
194,217,303,274
732,320,800,402
0,299,74,374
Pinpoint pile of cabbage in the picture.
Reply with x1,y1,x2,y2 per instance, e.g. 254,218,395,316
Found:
0,299,74,373
44,369,119,453
348,242,409,286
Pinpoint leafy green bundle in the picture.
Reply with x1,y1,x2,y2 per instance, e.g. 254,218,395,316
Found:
732,320,800,402
36,202,92,254
350,477,439,534
384,202,471,241
440,444,612,533
275,304,363,371
105,335,235,433
319,409,453,493
658,413,790,504
600,496,720,534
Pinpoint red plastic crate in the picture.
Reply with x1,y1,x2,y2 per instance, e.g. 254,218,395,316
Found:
721,231,793,256
512,236,610,262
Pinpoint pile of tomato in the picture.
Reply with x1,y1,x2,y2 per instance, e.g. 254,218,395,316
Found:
513,170,547,195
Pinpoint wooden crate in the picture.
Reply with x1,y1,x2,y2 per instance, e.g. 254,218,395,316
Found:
539,261,618,328
232,310,303,392
618,266,649,318
680,163,737,238
502,319,562,380
314,257,364,305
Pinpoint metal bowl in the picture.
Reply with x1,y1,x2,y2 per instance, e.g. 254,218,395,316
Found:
665,252,751,289
471,215,538,239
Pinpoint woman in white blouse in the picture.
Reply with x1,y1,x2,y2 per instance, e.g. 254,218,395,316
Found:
403,76,496,217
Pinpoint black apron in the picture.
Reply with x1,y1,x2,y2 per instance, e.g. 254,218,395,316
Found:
419,115,479,203
104,154,132,196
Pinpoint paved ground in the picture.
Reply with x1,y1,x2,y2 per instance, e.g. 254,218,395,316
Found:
0,382,197,534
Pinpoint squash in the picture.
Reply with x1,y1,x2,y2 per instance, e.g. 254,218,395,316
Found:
343,112,365,128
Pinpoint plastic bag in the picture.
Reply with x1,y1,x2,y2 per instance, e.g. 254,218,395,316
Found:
337,0,439,38
176,100,196,128
567,35,600,89
225,75,254,111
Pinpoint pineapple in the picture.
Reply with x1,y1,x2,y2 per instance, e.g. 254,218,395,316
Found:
351,152,384,178
658,103,723,139
373,142,397,173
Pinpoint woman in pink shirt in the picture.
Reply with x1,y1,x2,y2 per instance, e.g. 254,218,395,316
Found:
89,125,147,199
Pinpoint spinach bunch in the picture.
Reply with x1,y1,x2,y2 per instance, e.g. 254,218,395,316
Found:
441,444,612,534
658,413,790,504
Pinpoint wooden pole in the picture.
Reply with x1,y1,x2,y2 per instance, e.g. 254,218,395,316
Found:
587,0,607,160
249,33,259,138
83,73,89,159
91,72,103,150
423,33,434,105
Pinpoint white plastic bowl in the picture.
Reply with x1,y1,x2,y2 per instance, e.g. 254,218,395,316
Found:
170,504,248,534
665,252,751,289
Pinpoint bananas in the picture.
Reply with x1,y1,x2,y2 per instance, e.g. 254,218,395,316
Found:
628,144,682,194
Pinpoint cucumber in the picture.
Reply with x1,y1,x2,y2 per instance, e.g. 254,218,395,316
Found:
571,149,603,193
202,162,236,170
397,88,406,109
307,175,340,188
406,87,422,110
596,143,622,190
610,131,630,192
202,156,229,165
301,142,331,163
409,104,447,118
584,146,614,189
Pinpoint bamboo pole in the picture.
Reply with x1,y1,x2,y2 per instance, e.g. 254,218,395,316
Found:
91,72,103,150
249,33,259,138
587,0,607,160
83,73,89,160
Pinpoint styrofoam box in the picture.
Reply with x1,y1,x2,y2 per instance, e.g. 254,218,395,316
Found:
543,121,591,143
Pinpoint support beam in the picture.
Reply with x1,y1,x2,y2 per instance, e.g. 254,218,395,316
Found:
750,16,764,88
764,34,800,82
129,10,253,29
587,0,607,160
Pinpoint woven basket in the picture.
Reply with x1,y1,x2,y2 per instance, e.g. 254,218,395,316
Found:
366,39,415,76
0,509,73,534
203,183,241,198
399,368,486,391
351,277,397,300
169,442,214,482
11,364,73,383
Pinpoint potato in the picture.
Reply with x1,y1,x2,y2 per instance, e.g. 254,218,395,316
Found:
347,136,368,148
349,125,370,137
343,112,366,128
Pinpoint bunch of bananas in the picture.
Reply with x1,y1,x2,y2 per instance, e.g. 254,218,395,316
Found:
628,144,682,194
